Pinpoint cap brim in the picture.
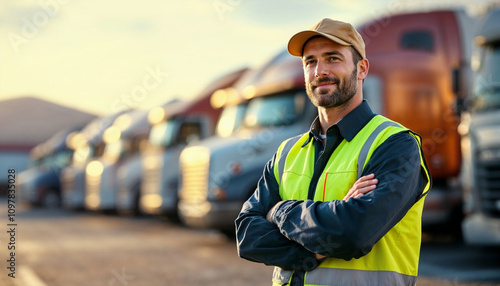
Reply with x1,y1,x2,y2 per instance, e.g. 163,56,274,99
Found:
287,30,351,57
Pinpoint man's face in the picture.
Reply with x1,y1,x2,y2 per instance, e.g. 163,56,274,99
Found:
302,37,359,108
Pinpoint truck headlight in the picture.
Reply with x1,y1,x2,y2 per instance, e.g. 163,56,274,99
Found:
86,193,100,209
86,161,104,176
229,161,242,175
143,155,163,170
142,194,162,208
210,187,227,200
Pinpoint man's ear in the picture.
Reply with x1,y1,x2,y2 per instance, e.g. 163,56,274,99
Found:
357,58,369,80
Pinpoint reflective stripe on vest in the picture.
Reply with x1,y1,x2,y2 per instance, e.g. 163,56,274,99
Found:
305,267,417,286
277,135,302,185
356,121,401,178
272,267,417,286
272,268,293,285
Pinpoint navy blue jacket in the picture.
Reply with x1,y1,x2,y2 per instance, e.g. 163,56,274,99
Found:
235,101,429,274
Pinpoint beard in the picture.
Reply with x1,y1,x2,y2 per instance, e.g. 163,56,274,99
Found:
306,66,358,108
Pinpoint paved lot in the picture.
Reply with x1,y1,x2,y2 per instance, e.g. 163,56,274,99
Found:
1,200,499,286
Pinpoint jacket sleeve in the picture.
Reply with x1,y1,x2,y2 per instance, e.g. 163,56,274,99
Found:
269,132,429,260
235,153,320,271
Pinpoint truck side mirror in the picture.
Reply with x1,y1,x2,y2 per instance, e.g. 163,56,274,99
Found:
451,68,465,116
452,68,460,95
453,98,465,116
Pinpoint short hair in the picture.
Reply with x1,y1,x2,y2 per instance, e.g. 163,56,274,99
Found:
349,46,363,65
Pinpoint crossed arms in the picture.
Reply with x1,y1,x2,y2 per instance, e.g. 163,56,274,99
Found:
235,132,428,271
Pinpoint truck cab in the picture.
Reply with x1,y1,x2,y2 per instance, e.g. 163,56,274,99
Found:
61,112,124,210
177,50,317,233
357,9,475,229
461,7,500,245
85,109,151,211
19,127,82,207
138,69,247,217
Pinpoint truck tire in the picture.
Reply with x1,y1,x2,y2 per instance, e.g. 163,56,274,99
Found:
42,189,61,208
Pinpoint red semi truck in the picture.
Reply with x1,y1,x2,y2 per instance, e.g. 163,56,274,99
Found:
358,9,475,229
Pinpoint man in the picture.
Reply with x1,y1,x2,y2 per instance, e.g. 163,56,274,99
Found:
235,18,431,286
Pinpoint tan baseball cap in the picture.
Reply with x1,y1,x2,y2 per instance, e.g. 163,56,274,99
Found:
287,18,366,59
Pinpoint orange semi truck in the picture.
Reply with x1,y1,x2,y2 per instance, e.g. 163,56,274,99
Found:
178,9,475,233
358,9,475,229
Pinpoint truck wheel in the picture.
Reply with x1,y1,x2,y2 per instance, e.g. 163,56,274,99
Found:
132,192,142,217
42,189,61,208
220,228,236,240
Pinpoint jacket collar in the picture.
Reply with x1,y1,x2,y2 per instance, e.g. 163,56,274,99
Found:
303,100,376,147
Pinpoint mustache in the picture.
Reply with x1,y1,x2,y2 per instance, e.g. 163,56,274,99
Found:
311,77,340,88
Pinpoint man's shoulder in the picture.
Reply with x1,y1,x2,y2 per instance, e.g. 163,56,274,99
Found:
281,132,309,147
378,130,421,156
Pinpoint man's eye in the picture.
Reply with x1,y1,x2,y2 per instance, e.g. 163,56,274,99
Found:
305,60,316,67
328,56,340,61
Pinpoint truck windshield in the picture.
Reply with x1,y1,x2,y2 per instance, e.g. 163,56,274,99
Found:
243,92,306,129
472,42,500,112
149,120,176,147
40,150,73,170
216,103,247,137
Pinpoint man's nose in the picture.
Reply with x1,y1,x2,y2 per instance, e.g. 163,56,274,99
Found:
314,62,329,78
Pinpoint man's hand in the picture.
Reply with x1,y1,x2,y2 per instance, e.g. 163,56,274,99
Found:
343,173,378,202
315,253,326,260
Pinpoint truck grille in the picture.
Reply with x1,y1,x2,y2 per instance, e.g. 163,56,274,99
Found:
179,147,210,204
86,174,101,194
143,163,162,194
61,170,75,193
477,157,500,217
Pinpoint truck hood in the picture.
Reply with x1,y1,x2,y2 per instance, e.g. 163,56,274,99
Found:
186,134,248,153
117,154,142,186
19,167,58,186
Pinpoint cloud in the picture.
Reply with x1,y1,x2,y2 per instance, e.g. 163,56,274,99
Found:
2,0,494,115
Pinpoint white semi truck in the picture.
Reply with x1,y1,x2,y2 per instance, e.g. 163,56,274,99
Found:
460,6,500,245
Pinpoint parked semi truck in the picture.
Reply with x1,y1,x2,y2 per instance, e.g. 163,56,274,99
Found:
19,126,83,207
357,9,475,229
177,9,475,234
178,50,317,233
138,68,247,217
61,112,125,210
461,6,500,245
114,100,178,215
85,109,151,211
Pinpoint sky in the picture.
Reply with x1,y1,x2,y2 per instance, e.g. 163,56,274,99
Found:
0,0,497,116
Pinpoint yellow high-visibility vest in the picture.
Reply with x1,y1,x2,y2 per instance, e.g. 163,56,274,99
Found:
272,115,431,286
